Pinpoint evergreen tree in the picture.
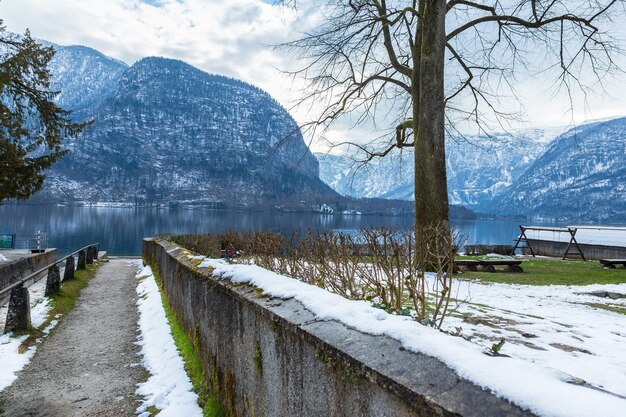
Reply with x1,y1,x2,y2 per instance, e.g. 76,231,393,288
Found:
0,21,89,202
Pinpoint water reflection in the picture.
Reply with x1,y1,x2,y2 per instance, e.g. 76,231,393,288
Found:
0,205,527,256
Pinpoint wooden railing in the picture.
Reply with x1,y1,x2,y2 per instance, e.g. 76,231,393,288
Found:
1,243,100,334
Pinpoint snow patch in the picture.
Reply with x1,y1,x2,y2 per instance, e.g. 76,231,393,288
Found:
0,333,35,392
0,283,54,392
134,264,203,417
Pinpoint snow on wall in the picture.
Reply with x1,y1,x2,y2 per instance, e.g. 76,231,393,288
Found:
145,239,529,417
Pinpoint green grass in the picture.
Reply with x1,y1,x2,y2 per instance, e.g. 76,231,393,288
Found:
150,269,224,417
18,263,100,353
49,265,99,315
457,257,626,285
580,303,626,316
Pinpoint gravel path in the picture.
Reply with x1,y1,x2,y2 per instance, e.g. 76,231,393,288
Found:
0,259,145,417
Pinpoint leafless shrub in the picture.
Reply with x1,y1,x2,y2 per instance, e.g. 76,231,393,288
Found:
171,226,462,326
413,222,460,327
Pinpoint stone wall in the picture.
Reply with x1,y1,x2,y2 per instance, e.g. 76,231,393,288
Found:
143,238,534,417
0,249,59,300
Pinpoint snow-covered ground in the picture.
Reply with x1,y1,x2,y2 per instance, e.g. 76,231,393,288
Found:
134,263,203,417
0,277,56,392
192,254,626,417
446,280,626,401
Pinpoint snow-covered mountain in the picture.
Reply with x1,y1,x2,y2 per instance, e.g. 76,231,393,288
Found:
491,117,626,221
35,48,335,205
446,130,553,208
318,118,626,221
48,45,128,120
316,151,415,200
317,129,554,208
32,40,626,220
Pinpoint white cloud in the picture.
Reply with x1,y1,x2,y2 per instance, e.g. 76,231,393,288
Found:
0,0,315,113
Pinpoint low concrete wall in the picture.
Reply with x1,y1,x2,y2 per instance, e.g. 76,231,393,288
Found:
143,238,534,417
525,240,626,260
0,249,59,298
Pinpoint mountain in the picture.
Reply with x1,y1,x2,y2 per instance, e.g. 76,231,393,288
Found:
48,44,128,119
317,117,626,221
316,151,414,200
491,117,626,221
316,128,554,209
33,41,626,220
35,53,336,205
446,130,554,208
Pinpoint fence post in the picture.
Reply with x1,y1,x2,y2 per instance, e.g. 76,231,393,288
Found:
63,255,75,281
93,244,99,260
86,246,94,265
4,285,31,334
45,264,61,296
77,250,86,270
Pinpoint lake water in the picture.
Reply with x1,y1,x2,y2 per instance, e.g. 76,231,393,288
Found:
0,205,528,256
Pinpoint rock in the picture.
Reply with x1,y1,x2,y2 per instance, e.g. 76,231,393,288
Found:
4,286,31,333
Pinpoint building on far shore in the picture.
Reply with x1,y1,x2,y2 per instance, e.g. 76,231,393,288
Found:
521,225,626,260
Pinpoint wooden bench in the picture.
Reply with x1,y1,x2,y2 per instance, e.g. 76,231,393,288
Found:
455,259,524,273
599,259,626,269
478,260,524,273
455,260,480,271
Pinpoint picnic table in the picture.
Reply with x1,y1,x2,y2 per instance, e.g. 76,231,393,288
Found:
599,259,626,269
455,259,524,273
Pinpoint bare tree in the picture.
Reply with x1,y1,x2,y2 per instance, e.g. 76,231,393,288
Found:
280,0,624,229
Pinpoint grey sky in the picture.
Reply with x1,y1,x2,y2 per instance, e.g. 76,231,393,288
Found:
2,0,625,151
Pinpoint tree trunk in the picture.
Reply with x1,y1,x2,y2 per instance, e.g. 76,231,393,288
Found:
414,0,449,228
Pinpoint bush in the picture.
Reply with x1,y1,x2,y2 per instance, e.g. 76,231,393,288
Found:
170,226,461,327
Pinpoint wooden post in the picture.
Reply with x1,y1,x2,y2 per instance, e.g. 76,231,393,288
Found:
63,255,75,281
525,227,536,257
4,285,31,334
77,250,86,270
512,226,523,254
563,228,586,261
45,264,61,296
86,246,94,265
513,226,535,257
93,244,99,260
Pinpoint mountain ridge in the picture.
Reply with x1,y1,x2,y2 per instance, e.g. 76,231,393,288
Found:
490,117,626,221
316,118,626,221
35,50,336,206
31,40,626,221
316,128,555,207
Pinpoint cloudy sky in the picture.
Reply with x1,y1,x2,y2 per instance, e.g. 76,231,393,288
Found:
2,0,626,150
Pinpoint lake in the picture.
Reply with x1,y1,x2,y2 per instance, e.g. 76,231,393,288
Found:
0,205,529,256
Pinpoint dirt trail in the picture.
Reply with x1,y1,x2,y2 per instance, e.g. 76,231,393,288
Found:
0,259,145,417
